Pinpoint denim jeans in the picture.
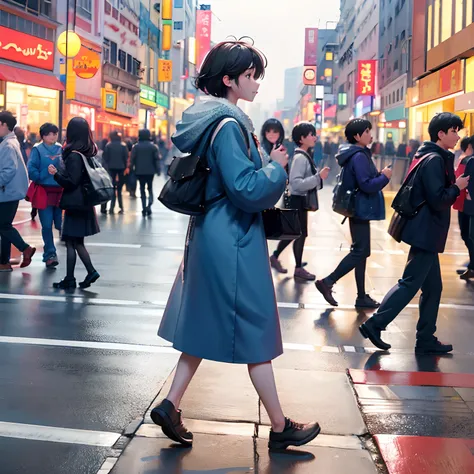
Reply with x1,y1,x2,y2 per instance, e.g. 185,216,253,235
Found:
38,205,62,261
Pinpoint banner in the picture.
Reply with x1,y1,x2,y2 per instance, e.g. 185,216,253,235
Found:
196,9,212,70
356,60,376,97
304,28,318,66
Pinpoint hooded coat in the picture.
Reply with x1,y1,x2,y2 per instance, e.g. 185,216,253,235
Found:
336,144,389,221
158,98,287,364
401,141,460,253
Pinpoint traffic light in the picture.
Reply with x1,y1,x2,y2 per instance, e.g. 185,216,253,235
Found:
161,0,172,51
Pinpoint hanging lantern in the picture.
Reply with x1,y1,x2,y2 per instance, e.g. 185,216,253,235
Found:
56,30,81,58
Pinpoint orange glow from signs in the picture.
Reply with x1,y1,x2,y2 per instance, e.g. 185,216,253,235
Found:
357,60,376,97
0,26,54,71
72,45,100,79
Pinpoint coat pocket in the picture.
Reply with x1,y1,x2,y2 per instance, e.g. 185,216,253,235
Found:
237,214,259,247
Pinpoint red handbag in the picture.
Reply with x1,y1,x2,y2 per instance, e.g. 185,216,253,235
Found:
25,182,48,210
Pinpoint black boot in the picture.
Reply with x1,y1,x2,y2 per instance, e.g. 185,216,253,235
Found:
79,271,100,289
268,418,321,450
150,399,193,446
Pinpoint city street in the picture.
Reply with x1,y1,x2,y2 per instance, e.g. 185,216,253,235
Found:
0,182,473,474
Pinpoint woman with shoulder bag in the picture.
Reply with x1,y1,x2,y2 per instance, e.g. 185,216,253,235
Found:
270,122,330,281
48,117,100,290
151,40,321,451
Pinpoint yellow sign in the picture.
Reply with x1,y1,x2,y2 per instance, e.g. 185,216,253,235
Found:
158,59,173,82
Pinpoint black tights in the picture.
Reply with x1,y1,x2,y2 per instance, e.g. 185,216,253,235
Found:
274,236,306,268
66,238,95,279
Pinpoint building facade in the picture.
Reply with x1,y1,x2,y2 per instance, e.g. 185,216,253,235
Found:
407,0,474,141
0,0,64,136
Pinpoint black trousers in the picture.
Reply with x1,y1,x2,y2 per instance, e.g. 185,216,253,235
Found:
370,247,441,343
109,169,125,210
458,211,474,270
0,201,28,264
138,175,154,211
327,218,370,297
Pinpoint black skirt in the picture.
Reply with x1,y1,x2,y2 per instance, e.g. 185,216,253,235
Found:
61,207,100,240
288,195,308,237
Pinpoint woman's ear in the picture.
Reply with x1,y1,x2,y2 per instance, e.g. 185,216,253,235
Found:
222,75,233,88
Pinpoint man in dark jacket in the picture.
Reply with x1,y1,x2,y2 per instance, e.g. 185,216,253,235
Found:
360,112,469,354
103,131,128,214
316,119,392,308
131,129,160,216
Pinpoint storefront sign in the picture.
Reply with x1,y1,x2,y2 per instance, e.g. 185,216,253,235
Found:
156,91,169,109
0,26,54,71
356,60,376,97
158,59,172,83
69,102,96,132
419,61,464,105
72,45,100,79
140,84,156,107
196,9,212,70
304,28,318,66
103,89,117,110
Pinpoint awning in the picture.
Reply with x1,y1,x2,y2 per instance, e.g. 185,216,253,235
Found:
0,64,64,91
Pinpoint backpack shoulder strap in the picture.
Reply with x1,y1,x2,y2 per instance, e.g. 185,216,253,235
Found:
210,117,250,154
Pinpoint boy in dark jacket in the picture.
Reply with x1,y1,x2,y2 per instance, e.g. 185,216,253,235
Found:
453,135,474,279
360,113,469,354
316,119,392,308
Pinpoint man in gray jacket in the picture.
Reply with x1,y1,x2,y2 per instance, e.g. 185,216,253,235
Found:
0,111,36,271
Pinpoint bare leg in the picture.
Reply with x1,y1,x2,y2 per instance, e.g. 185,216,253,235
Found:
248,361,285,432
166,353,202,408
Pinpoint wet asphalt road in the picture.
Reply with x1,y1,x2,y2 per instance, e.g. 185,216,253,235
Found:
1,182,474,473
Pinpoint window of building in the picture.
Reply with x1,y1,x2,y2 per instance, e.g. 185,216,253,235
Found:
325,51,333,61
427,4,433,49
110,41,117,65
400,30,406,41
392,91,396,102
455,0,463,32
433,0,440,48
401,86,404,98
174,21,183,30
133,59,141,77
77,0,92,20
126,54,133,73
394,60,399,70
103,39,110,63
381,97,384,109
118,49,126,70
395,35,399,47
441,0,452,42
468,0,473,27
174,0,184,6
324,68,333,77
388,16,392,28
397,89,400,101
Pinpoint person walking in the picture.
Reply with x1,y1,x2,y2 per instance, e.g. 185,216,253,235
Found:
131,129,160,216
270,122,330,281
453,135,474,279
48,117,100,290
0,111,36,272
152,39,320,450
27,123,63,268
103,131,128,214
359,112,468,354
316,119,392,308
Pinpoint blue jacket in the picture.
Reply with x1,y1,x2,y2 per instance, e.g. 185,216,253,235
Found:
0,132,29,203
27,142,62,187
337,144,389,221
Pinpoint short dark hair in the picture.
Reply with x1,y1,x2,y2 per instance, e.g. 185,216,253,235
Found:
195,39,266,98
39,122,59,139
345,119,372,144
0,111,17,131
460,136,471,152
428,112,464,142
292,122,316,146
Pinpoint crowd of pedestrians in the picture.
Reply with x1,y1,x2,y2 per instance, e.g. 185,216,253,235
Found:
0,37,472,454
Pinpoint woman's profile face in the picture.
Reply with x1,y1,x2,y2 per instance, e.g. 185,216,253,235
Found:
265,128,280,145
229,68,260,102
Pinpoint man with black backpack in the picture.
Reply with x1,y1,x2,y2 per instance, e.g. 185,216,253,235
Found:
360,113,469,354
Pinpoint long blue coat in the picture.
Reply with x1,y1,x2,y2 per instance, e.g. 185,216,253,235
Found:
158,99,287,364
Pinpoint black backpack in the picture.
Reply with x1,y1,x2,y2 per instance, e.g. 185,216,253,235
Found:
332,164,358,218
159,116,245,216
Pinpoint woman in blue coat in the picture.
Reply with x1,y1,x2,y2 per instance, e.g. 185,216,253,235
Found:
152,40,320,451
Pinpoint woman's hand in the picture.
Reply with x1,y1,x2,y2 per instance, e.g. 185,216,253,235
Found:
319,167,330,180
48,164,57,175
270,145,288,169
